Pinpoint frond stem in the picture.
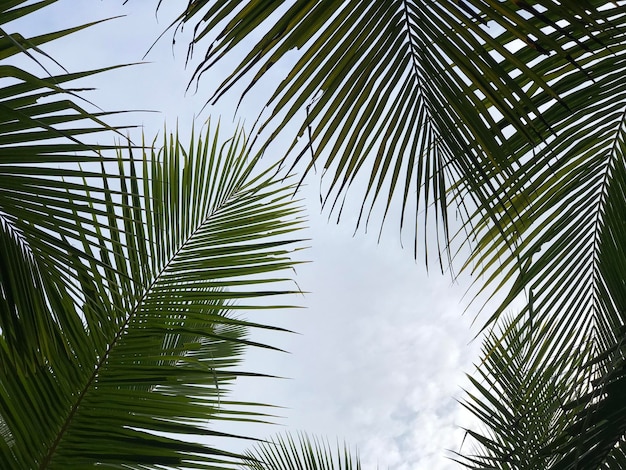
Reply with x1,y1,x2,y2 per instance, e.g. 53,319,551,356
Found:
38,184,237,469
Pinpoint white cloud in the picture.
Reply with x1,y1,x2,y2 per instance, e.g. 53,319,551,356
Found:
224,203,483,468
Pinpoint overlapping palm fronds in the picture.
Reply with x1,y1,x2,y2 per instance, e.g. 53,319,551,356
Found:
0,0,137,412
160,1,626,468
2,122,307,469
1,2,307,468
158,0,611,264
460,4,626,467
0,0,133,258
456,311,592,468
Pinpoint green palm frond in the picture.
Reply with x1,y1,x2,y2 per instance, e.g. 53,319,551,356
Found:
241,432,361,470
0,210,70,372
460,126,626,467
456,311,591,469
0,8,149,454
1,3,308,468
155,0,614,265
456,4,626,466
1,123,306,469
602,442,626,470
157,2,626,467
156,3,626,465
542,353,626,469
0,1,134,345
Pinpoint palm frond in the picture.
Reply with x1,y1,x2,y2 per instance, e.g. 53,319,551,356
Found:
241,432,361,470
541,343,626,469
456,311,592,469
1,3,309,468
0,1,135,343
1,123,307,469
455,4,626,465
155,0,614,267
159,3,626,464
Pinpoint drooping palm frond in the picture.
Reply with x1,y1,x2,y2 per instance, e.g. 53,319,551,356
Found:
153,0,614,266
517,148,626,469
151,2,626,467
0,1,132,235
157,3,626,465
241,432,361,470
0,123,307,469
0,1,137,359
1,3,309,468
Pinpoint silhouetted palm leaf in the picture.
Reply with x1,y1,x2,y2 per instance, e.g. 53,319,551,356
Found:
456,311,591,468
159,1,614,265
459,4,626,467
1,122,306,469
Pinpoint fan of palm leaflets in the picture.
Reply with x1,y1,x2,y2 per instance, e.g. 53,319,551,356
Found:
152,0,607,265
460,3,626,467
0,2,307,467
456,311,592,468
241,432,361,470
0,1,134,366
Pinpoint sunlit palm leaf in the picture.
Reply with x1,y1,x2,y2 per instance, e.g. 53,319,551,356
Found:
1,123,306,469
241,432,361,470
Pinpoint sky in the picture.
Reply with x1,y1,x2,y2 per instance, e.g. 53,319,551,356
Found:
20,2,491,468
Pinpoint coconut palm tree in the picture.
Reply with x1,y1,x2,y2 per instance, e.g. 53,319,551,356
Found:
158,1,626,468
0,2,305,468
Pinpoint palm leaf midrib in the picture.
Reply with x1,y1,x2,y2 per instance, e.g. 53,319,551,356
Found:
38,175,249,470
586,131,623,348
562,111,626,467
398,0,446,154
538,108,626,342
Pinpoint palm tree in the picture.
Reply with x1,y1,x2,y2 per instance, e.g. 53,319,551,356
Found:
157,1,626,468
0,2,305,468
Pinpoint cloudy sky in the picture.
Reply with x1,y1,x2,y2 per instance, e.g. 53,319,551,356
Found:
22,2,492,468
